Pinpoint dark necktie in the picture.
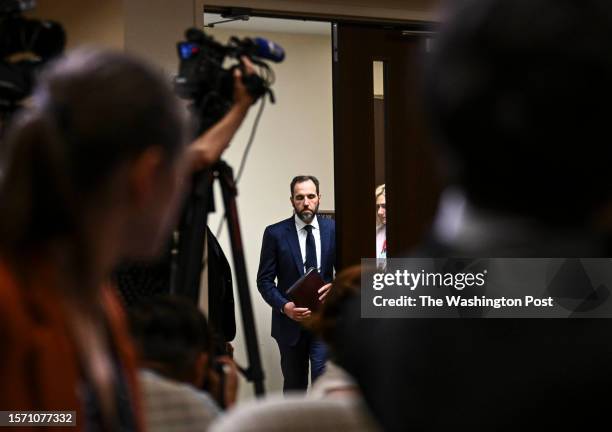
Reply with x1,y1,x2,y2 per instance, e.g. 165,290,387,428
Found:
304,224,317,272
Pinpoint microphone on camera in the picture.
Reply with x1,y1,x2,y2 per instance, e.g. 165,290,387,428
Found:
250,37,285,63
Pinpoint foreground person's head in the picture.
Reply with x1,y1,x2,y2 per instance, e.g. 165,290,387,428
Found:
129,296,212,387
427,0,612,225
0,49,189,280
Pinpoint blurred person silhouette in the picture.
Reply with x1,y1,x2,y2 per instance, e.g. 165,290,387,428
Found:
0,48,253,431
129,295,238,432
0,49,189,431
335,0,612,430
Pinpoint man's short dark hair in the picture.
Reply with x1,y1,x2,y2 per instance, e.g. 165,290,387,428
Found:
426,0,612,222
128,296,211,381
290,175,320,197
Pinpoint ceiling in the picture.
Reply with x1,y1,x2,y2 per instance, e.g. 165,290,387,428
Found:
203,13,331,36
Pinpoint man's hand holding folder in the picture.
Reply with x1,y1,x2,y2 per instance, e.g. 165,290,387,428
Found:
283,268,332,321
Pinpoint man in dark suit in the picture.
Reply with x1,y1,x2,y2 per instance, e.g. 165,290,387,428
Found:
257,175,335,392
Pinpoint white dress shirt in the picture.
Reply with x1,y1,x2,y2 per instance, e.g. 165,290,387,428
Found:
294,214,322,274
376,224,386,259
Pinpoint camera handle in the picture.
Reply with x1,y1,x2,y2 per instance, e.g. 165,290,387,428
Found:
171,161,266,397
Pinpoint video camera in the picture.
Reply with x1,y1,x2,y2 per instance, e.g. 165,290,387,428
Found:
0,0,65,114
174,27,283,132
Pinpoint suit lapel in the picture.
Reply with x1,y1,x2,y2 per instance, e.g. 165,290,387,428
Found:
285,218,304,276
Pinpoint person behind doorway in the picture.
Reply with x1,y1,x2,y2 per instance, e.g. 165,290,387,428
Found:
375,184,386,260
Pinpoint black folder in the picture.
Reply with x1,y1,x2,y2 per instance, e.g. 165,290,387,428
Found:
286,267,326,312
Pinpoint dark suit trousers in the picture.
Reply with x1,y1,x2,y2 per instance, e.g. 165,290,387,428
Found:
278,329,327,392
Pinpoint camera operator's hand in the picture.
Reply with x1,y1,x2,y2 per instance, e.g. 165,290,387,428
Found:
233,56,256,108
218,356,239,408
207,355,239,409
283,301,312,321
186,56,258,173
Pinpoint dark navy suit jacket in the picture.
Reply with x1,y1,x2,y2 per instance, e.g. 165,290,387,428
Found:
257,216,335,346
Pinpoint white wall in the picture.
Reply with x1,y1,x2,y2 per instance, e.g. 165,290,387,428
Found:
124,0,195,75
203,27,334,398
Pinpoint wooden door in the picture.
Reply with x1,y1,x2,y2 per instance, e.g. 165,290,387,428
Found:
333,23,441,269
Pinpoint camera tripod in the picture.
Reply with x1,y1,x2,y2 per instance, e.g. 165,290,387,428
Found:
170,161,265,396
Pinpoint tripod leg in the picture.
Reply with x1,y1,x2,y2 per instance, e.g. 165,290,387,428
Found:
172,169,214,301
217,162,266,396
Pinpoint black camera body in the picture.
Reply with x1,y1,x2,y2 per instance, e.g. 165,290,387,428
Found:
174,29,235,132
175,29,229,101
174,28,279,133
0,0,65,112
